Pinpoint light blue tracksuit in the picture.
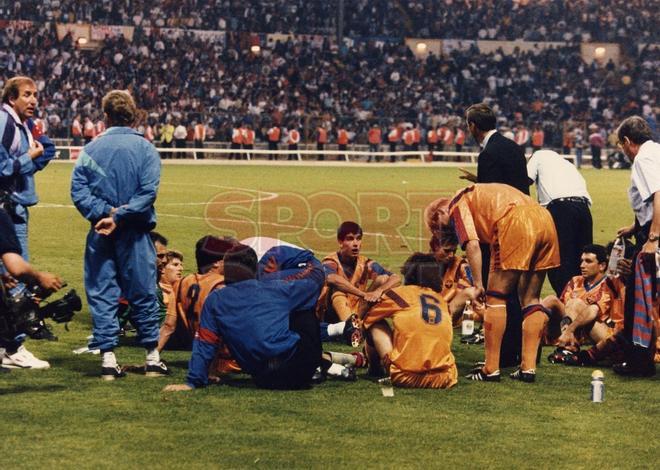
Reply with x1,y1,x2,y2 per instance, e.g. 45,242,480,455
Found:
71,127,161,351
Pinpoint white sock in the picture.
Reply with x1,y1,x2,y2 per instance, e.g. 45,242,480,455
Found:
102,351,117,368
327,321,346,337
146,348,160,365
326,363,347,377
329,351,356,366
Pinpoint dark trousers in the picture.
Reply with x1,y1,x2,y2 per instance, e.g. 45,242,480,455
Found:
481,244,522,368
389,142,397,162
194,139,204,159
591,146,602,169
230,142,241,160
268,141,278,160
242,144,253,160
288,144,298,160
317,142,325,160
546,199,593,295
174,139,186,159
253,309,321,390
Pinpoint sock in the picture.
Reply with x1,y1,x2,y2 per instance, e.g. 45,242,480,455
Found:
327,321,346,338
102,351,118,368
146,348,160,365
329,351,356,366
326,363,348,377
483,304,507,374
521,310,548,371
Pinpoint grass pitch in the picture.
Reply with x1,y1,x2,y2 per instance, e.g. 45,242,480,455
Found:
2,162,657,469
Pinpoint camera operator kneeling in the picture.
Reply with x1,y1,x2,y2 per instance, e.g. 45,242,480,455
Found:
0,207,63,371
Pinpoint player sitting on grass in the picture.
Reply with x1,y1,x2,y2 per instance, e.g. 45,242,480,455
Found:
316,221,401,324
543,244,623,363
361,252,464,389
243,235,363,348
165,244,357,391
429,232,483,343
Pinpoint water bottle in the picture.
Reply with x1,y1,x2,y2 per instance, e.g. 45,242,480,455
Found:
591,370,604,403
607,237,625,277
461,300,475,337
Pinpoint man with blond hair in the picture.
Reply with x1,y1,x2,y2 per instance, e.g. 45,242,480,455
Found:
71,90,167,380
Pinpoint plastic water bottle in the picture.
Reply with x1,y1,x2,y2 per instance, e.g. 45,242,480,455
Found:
461,300,475,337
607,237,625,277
591,370,605,403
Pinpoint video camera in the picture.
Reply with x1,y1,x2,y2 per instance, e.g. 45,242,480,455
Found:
0,282,82,342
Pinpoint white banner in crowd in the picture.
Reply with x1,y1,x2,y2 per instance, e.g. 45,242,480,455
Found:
55,23,91,42
144,27,226,44
0,19,34,30
91,25,135,41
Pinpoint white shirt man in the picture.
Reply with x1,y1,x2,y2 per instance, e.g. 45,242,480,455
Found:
527,150,593,295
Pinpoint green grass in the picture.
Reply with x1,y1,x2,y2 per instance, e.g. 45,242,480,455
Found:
2,163,657,469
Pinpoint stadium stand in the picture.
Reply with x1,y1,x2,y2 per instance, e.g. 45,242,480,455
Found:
5,1,658,42
0,1,657,155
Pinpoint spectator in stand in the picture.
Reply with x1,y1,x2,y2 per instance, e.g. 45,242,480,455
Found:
7,0,659,43
1,14,658,147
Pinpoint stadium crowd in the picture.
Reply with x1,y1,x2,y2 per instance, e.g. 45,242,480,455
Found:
4,0,658,43
0,22,657,151
1,68,658,386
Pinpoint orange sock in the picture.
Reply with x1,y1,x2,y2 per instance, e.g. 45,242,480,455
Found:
483,303,507,374
521,308,548,371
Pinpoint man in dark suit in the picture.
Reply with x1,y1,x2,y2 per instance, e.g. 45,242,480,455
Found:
461,103,529,194
460,103,530,370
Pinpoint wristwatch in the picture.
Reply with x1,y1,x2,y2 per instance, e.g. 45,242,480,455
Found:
648,233,659,242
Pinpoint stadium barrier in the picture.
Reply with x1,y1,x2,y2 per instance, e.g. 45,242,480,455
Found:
55,145,588,166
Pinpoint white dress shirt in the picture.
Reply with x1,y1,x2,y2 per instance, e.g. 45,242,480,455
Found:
628,140,660,226
527,150,592,206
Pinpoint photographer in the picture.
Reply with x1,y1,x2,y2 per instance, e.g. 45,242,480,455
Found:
1,207,62,371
